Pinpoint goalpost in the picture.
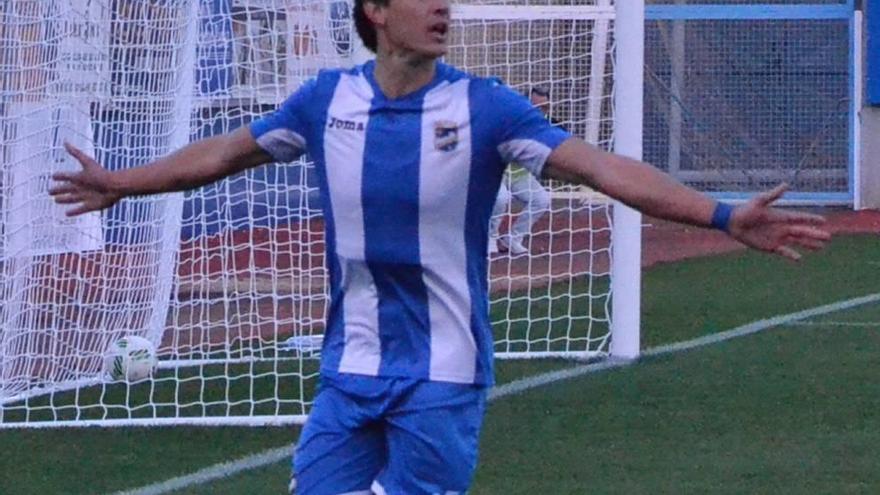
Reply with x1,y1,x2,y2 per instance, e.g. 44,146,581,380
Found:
0,0,642,428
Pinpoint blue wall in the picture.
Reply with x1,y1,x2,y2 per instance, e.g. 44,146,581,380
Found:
869,0,880,105
93,106,320,244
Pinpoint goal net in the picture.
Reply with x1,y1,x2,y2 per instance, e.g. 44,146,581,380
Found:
0,0,641,427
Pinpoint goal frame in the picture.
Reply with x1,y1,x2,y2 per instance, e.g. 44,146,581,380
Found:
0,0,644,428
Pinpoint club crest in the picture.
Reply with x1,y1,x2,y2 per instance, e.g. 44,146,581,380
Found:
434,121,459,152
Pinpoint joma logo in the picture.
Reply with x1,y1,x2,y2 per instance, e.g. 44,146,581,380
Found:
328,116,365,132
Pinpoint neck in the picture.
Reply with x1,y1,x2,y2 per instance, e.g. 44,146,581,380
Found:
372,48,437,99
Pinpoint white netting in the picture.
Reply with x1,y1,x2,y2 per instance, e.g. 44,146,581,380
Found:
0,0,621,427
1,0,198,423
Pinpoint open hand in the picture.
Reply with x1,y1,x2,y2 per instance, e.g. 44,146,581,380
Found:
49,142,121,216
728,184,831,261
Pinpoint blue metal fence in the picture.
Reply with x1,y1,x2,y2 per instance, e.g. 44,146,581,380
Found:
868,0,880,105
644,1,854,203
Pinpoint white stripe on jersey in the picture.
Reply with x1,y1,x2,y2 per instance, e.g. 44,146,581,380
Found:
338,260,381,376
324,72,382,376
419,80,477,383
324,72,372,261
497,138,554,177
255,128,307,163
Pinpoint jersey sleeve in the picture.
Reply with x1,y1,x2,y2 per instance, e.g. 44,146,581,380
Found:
485,81,571,177
249,78,317,162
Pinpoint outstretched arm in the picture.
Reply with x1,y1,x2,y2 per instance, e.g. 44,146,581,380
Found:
544,138,830,261
50,126,273,216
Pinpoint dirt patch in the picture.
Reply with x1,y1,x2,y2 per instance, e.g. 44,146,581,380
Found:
165,206,880,350
639,207,880,267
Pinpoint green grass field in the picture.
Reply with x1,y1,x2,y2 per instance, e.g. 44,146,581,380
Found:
2,235,878,494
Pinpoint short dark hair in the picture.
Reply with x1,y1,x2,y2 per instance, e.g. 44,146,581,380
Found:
530,85,551,98
354,0,388,53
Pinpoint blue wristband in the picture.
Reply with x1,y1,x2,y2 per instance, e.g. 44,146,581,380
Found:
711,202,734,232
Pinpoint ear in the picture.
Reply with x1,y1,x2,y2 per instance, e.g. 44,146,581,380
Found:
363,1,387,29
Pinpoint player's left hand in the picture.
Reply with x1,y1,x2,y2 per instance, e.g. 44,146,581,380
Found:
728,184,831,261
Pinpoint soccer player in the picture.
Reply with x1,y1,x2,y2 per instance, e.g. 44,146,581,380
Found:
489,85,555,255
49,0,830,493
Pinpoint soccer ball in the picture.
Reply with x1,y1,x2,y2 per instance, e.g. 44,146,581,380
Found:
104,336,158,382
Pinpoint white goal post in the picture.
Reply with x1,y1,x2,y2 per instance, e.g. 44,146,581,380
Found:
0,0,642,428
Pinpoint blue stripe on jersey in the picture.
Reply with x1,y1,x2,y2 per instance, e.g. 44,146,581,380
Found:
465,80,508,385
368,263,431,376
362,81,433,378
305,71,347,372
361,106,423,265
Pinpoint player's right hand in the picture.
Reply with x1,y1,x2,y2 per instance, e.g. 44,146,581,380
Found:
48,142,122,216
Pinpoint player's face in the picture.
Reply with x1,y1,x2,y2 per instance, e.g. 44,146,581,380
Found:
379,0,451,58
530,93,550,116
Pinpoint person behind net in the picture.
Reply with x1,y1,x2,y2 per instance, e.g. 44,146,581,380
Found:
49,0,831,492
489,85,556,256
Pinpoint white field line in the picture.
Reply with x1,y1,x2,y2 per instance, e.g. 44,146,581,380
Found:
786,321,879,328
112,292,880,495
111,446,291,495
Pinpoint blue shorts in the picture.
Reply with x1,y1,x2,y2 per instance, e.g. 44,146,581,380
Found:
292,374,488,495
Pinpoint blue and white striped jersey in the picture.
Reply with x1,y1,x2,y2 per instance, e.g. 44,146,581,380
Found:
250,61,570,386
